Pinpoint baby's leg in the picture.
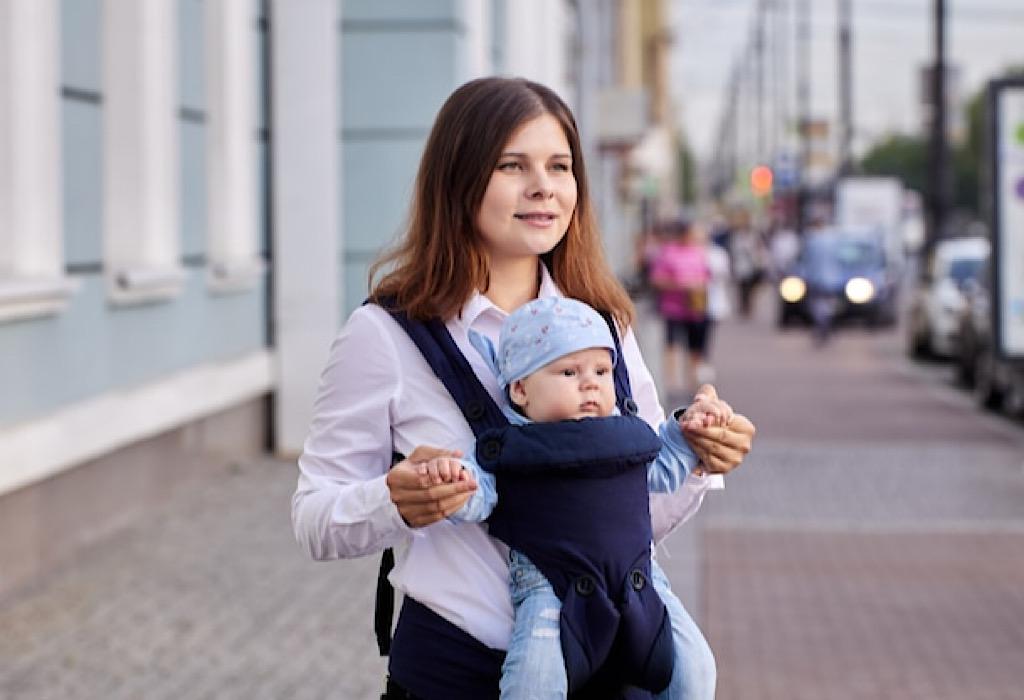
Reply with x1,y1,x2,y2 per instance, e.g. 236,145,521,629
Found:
500,550,567,700
651,560,717,700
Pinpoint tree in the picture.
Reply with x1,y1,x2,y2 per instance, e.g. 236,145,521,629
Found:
859,134,928,194
676,139,697,206
858,65,1024,220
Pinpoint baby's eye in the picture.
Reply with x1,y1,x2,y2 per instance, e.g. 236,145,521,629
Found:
561,368,576,377
596,367,609,376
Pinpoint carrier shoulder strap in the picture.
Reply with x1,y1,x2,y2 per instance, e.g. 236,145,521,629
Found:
382,302,507,436
599,311,639,416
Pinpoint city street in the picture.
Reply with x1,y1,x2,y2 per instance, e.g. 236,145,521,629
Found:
3,290,1024,699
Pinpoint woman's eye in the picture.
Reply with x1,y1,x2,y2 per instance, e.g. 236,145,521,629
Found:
497,161,522,171
551,162,571,172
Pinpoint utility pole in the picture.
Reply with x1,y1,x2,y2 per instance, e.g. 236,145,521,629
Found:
837,0,853,176
795,0,811,235
926,0,949,250
773,0,788,164
755,0,766,165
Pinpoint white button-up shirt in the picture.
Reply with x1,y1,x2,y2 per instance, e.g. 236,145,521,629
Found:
292,267,722,650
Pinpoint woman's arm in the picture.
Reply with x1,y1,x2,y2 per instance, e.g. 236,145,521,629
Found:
291,307,471,560
620,326,754,540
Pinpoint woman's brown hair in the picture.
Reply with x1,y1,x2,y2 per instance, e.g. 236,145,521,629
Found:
369,77,634,330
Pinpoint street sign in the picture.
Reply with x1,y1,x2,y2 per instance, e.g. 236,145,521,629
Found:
989,78,1024,360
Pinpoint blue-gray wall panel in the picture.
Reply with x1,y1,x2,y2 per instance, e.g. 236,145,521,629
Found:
179,0,206,111
343,257,375,320
62,100,103,267
341,31,456,131
342,0,459,22
341,138,422,254
0,272,268,427
60,0,101,93
180,121,207,258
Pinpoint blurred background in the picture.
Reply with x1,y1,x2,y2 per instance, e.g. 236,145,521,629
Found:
1,1,1023,698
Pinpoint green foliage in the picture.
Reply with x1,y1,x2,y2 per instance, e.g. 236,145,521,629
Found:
858,65,1024,217
859,134,928,194
677,139,697,206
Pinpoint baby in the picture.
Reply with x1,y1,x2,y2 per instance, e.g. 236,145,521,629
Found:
421,297,727,700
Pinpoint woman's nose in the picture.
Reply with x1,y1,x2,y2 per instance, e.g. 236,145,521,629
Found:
526,171,553,199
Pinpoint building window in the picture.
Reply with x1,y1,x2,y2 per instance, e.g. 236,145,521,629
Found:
102,0,184,304
204,0,264,293
0,0,76,322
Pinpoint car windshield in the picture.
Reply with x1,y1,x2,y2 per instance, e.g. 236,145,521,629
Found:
802,236,884,271
948,257,984,285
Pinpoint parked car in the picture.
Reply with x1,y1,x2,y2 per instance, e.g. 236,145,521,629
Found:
955,259,1024,416
777,228,899,328
906,236,989,358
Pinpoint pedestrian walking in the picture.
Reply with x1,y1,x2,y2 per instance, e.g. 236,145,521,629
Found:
291,77,756,699
729,212,767,319
701,224,732,385
650,219,712,395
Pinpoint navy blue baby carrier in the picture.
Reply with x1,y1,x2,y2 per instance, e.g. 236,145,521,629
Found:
376,301,674,700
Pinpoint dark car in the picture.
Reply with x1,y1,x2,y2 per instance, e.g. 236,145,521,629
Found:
776,229,898,328
954,259,1024,416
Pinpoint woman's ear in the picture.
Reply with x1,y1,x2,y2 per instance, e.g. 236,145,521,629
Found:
509,379,528,410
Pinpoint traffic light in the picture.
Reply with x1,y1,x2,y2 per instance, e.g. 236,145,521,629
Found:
750,165,773,197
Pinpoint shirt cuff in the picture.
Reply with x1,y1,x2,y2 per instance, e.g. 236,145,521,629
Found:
367,472,426,541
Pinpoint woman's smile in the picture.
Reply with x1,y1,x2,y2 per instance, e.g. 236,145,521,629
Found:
514,211,559,228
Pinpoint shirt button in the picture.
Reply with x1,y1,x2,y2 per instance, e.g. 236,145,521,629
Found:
630,569,647,591
623,397,639,416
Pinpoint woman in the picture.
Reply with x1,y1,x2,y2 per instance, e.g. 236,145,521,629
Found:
292,77,755,699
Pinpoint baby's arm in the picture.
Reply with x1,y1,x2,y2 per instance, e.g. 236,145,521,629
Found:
647,415,701,493
437,456,497,523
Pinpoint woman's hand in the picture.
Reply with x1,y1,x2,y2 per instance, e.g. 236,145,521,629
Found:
385,446,476,528
680,384,755,475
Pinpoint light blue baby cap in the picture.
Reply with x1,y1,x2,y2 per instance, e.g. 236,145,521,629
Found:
470,297,617,390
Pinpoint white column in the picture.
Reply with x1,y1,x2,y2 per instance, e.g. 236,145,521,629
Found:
270,0,340,455
501,0,573,103
0,0,75,322
205,0,264,293
103,0,184,303
457,0,492,82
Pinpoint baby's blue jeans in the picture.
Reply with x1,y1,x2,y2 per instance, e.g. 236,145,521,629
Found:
499,550,717,700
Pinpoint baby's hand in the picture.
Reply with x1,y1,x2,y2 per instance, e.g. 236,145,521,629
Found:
679,392,734,431
417,456,466,486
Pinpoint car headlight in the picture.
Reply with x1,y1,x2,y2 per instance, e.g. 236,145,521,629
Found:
779,276,806,303
845,277,875,304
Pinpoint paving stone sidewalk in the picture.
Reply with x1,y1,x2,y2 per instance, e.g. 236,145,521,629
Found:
0,459,388,700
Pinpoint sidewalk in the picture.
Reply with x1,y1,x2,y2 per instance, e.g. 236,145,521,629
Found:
0,459,387,700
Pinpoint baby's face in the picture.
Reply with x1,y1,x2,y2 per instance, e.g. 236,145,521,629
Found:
510,347,616,422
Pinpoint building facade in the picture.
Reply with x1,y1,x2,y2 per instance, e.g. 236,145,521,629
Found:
0,0,671,597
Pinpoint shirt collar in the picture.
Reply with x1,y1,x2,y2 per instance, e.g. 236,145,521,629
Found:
455,262,562,333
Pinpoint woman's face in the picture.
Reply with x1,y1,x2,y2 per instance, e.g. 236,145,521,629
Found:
475,113,578,265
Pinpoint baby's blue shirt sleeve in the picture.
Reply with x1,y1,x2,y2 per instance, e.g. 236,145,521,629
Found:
448,455,498,523
648,413,699,493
